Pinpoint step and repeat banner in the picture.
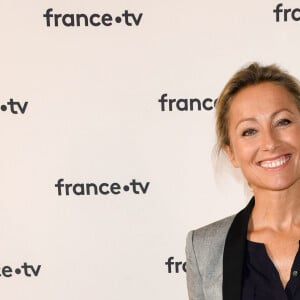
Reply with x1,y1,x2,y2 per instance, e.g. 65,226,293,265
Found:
1,1,299,299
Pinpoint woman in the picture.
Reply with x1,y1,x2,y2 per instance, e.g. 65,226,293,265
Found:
186,62,300,300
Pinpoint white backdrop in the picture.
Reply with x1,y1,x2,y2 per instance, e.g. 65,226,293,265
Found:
1,1,300,299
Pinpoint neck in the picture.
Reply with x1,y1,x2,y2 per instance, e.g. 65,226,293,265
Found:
250,184,300,231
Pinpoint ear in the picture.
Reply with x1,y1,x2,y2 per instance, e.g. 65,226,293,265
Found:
223,145,240,168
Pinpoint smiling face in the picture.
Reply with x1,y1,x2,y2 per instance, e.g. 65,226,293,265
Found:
225,81,300,194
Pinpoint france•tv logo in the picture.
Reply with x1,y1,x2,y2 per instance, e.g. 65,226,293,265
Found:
273,3,300,22
0,98,28,114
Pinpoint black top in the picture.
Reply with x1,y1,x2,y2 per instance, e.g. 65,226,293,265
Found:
242,240,300,300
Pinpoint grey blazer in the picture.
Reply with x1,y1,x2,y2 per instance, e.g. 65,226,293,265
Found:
186,198,254,300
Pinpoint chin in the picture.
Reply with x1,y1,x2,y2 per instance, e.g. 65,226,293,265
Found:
251,179,297,193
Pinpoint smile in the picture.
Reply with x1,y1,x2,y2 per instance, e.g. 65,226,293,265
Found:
259,155,291,169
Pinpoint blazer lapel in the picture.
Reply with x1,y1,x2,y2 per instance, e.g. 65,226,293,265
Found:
222,197,255,300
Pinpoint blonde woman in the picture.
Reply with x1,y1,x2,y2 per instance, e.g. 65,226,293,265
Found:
186,63,300,300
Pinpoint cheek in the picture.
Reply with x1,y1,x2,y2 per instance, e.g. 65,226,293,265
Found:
279,128,300,147
230,141,257,167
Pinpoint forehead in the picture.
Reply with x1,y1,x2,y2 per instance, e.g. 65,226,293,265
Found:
228,82,298,121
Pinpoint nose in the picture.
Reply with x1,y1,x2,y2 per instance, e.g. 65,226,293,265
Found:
260,128,279,151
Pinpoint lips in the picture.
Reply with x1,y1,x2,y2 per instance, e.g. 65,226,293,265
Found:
258,154,291,169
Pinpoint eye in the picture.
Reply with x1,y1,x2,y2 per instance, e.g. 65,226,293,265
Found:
242,128,257,136
277,118,291,126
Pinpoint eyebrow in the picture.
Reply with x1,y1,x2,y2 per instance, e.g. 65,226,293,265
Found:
234,108,294,129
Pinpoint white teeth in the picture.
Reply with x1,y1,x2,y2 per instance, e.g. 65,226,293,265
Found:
260,156,290,169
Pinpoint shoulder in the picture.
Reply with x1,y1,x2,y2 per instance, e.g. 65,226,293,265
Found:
187,198,254,252
186,215,236,267
189,215,236,247
186,215,236,291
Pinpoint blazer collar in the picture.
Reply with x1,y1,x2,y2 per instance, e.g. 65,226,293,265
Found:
222,197,255,300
